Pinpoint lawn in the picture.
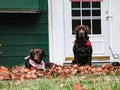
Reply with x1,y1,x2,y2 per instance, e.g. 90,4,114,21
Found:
0,74,120,90
0,64,120,90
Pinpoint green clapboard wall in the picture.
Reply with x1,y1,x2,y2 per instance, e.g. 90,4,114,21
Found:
0,0,49,67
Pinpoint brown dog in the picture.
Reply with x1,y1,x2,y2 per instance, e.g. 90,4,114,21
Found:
72,25,93,66
25,48,55,69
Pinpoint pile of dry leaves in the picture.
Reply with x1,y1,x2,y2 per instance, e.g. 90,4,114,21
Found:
0,63,120,81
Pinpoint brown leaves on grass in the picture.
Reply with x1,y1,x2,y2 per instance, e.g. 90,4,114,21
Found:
0,63,120,81
0,66,10,80
74,83,82,90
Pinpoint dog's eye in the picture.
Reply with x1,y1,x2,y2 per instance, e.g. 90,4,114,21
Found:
32,53,35,55
37,52,40,55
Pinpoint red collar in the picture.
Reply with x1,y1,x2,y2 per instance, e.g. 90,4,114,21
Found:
84,40,92,47
74,39,92,47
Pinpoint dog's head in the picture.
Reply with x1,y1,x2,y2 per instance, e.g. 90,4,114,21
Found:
73,25,90,43
29,48,45,64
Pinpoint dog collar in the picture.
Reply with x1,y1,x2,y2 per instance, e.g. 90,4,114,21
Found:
24,55,45,69
24,55,30,60
74,39,92,47
29,59,45,69
84,40,92,47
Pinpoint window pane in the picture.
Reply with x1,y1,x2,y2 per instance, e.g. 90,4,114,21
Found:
92,10,101,16
92,2,100,8
92,20,101,34
72,2,80,8
71,2,101,35
82,10,90,16
72,10,80,16
72,20,81,34
82,2,90,8
82,20,91,34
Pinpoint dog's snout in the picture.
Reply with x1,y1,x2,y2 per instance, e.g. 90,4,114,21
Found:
79,29,84,34
79,33,83,36
34,54,39,60
34,54,41,64
79,29,85,38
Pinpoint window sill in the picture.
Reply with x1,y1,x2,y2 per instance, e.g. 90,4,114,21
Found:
0,8,41,14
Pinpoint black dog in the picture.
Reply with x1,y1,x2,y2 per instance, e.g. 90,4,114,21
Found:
25,48,55,69
72,25,93,66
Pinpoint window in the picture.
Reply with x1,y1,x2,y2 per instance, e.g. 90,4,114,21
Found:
72,2,101,34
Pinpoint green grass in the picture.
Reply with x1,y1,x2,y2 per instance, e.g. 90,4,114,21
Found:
0,74,120,90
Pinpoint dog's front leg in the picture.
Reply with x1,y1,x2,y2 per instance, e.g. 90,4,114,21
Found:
87,48,92,66
72,44,79,64
72,56,78,64
25,60,32,68
87,57,92,65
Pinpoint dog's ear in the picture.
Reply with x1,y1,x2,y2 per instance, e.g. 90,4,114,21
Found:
29,49,34,59
76,30,79,39
72,29,77,34
84,25,91,34
72,25,81,34
42,50,46,57
29,49,33,54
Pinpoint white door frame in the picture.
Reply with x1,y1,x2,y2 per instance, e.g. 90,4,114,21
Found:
109,0,120,62
48,0,65,65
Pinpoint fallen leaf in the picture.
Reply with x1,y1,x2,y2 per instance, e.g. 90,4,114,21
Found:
74,83,82,90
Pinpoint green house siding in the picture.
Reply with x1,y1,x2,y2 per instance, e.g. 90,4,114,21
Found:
0,0,48,66
0,0,40,9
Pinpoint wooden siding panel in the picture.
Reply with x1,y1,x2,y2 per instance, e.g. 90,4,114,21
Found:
0,25,48,34
0,35,48,45
39,0,48,11
0,14,48,24
0,0,39,9
0,0,48,66
0,57,26,66
0,45,48,56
